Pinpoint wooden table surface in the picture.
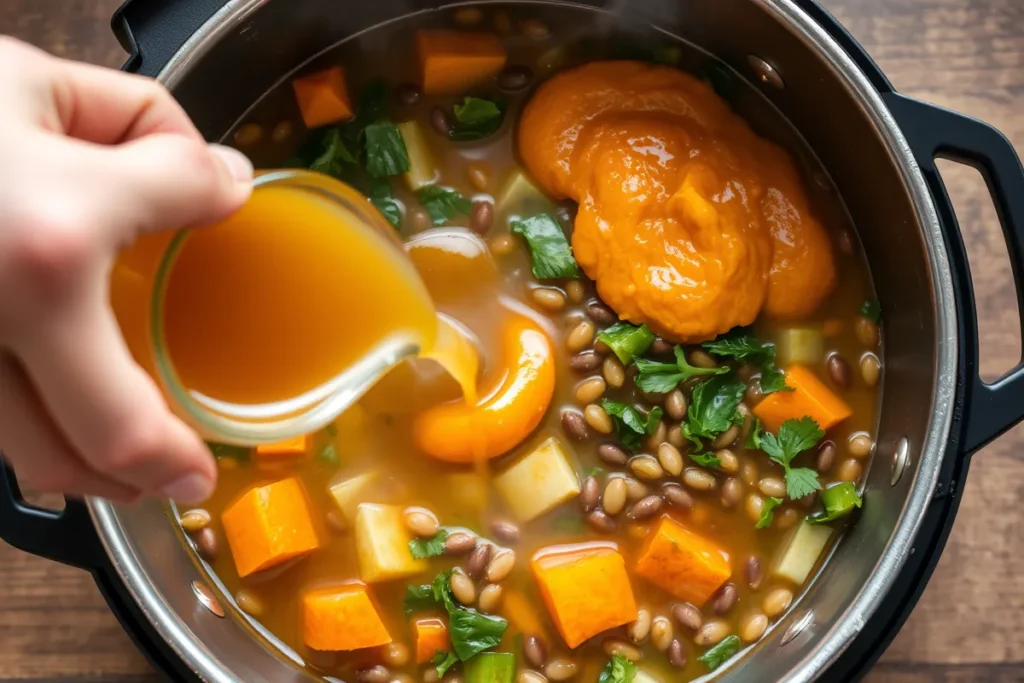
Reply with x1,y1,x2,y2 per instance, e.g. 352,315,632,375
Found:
1,0,1022,681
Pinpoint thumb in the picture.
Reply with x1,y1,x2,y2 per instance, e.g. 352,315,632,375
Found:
92,135,253,237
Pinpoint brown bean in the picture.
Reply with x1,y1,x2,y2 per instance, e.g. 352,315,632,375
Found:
717,448,739,474
651,616,673,651
454,6,483,25
745,556,764,590
628,608,652,643
236,589,264,617
445,531,477,555
712,424,740,449
566,280,586,304
667,424,684,448
498,64,534,92
516,671,546,683
816,440,837,473
584,404,614,434
623,477,648,501
560,409,589,441
491,520,521,544
532,288,566,312
521,19,552,40
430,106,452,137
740,611,769,642
664,390,687,420
777,506,800,530
651,338,674,356
763,587,794,619
466,543,491,579
657,443,684,476
602,356,626,388
630,455,664,480
489,234,515,256
382,642,410,668
627,495,663,521
586,300,617,325
478,584,503,613
566,321,596,352
544,658,577,681
758,477,787,498
195,527,218,561
569,351,602,373
404,507,440,538
688,349,717,368
523,635,548,668
579,476,600,512
662,482,694,509
712,583,739,615
848,432,874,458
575,377,606,405
826,353,852,391
672,602,703,632
232,123,262,147
667,639,687,669
602,639,642,661
493,9,513,33
745,381,764,405
423,671,440,683
270,121,293,143
396,82,422,105
695,621,731,647
682,468,717,491
861,352,881,387
721,477,743,508
740,458,758,486
486,549,516,583
469,201,494,235
358,666,391,683
855,316,880,348
180,509,211,533
602,478,628,515
745,493,765,523
644,420,667,451
586,509,617,533
410,208,433,232
837,458,863,482
597,442,629,466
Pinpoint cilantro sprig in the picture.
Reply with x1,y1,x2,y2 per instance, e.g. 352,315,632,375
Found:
418,186,473,226
758,417,825,499
597,654,636,683
698,634,741,671
702,328,790,394
601,400,663,451
450,97,506,141
681,373,746,448
634,346,728,394
511,213,580,280
404,571,508,661
409,529,449,559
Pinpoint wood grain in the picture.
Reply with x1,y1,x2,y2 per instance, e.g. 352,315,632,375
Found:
0,0,1022,681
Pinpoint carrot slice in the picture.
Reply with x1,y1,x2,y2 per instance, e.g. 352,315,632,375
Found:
753,364,853,433
292,66,354,129
413,617,450,663
221,477,320,577
634,515,731,607
531,543,637,648
255,435,309,460
303,583,391,651
416,30,508,95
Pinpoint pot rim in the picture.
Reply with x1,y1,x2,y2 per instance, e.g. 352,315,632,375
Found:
88,1,959,681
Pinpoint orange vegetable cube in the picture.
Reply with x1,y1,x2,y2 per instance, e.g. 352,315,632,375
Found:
531,543,637,648
753,364,853,433
413,617,449,663
221,477,320,577
416,30,508,95
634,516,731,607
255,435,309,460
303,583,391,651
292,66,354,129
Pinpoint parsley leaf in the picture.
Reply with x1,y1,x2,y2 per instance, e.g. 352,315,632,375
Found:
755,496,784,529
597,322,655,365
634,346,728,393
404,584,438,617
364,120,410,178
744,417,763,450
409,529,449,559
408,572,509,661
702,328,791,395
309,128,357,176
450,97,505,141
510,213,580,280
432,650,459,678
597,654,637,683
418,186,473,225
860,299,882,323
689,452,722,469
318,443,339,465
759,417,824,499
682,373,746,446
601,400,662,450
698,634,741,671
759,366,789,394
369,178,402,228
809,481,863,524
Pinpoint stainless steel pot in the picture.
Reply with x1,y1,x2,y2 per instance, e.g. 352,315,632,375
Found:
4,0,1024,681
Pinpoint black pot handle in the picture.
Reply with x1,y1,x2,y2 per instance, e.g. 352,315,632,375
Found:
884,92,1024,455
0,461,104,570
112,0,228,76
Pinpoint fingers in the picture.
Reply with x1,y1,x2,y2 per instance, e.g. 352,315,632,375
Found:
13,291,217,504
0,353,138,502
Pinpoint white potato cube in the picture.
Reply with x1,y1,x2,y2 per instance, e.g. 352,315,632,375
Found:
496,169,551,216
771,520,832,585
355,503,427,583
494,437,581,522
329,472,379,526
398,120,439,191
633,669,663,683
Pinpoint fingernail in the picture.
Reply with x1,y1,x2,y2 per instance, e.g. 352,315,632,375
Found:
209,144,254,184
161,472,214,504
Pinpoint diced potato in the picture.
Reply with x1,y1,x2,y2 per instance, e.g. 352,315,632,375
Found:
496,169,551,216
776,328,824,367
634,515,731,606
771,519,832,585
633,669,663,683
329,472,380,526
398,120,439,191
494,437,581,522
303,583,391,651
355,503,427,583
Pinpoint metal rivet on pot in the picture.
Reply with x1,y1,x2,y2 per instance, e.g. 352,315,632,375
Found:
747,55,784,90
191,580,225,618
780,610,814,646
891,436,910,486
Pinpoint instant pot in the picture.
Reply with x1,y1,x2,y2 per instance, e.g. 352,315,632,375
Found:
3,0,1024,680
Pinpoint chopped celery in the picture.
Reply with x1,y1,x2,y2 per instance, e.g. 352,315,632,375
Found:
464,652,514,683
809,482,863,524
597,322,654,365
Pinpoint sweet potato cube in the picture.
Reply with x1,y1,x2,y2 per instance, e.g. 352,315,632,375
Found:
292,66,354,129
255,435,309,461
635,516,731,607
531,543,637,648
303,583,391,651
414,617,449,663
355,503,428,583
416,30,508,95
753,364,853,433
221,477,320,577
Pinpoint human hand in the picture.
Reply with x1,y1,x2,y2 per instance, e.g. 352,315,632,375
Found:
0,38,253,504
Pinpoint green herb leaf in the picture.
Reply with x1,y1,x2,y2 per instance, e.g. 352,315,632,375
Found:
755,496,784,529
510,213,580,280
450,97,505,141
683,373,747,445
586,466,606,477
364,120,410,178
744,417,763,450
758,366,789,394
633,346,727,393
432,650,459,678
369,178,402,228
207,442,250,462
418,186,473,226
809,482,863,524
432,570,456,612
309,128,357,176
689,452,721,469
318,443,339,465
597,653,637,683
702,328,791,395
698,634,741,671
860,299,882,323
597,322,655,365
409,529,449,559
404,584,438,617
601,399,661,450
324,423,338,437
449,609,509,661
758,417,824,499
785,467,822,500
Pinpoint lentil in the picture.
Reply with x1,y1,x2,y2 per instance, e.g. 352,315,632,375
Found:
180,509,211,533
523,635,548,668
662,482,694,509
544,658,577,681
848,432,874,458
627,495,663,521
486,549,516,583
602,356,626,388
861,352,881,387
491,520,521,544
630,455,664,480
403,507,440,538
739,611,769,642
758,477,787,498
493,9,513,33
424,670,440,683
763,587,794,618
682,468,717,491
466,543,491,579
602,478,628,515
628,608,652,643
575,377,606,404
826,353,852,390
566,321,596,352
469,201,494,235
579,476,599,512
532,288,567,312
569,350,602,373
560,409,588,440
444,531,476,555
478,584,503,613
694,620,731,647
650,616,673,651
657,443,684,476
597,442,629,466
